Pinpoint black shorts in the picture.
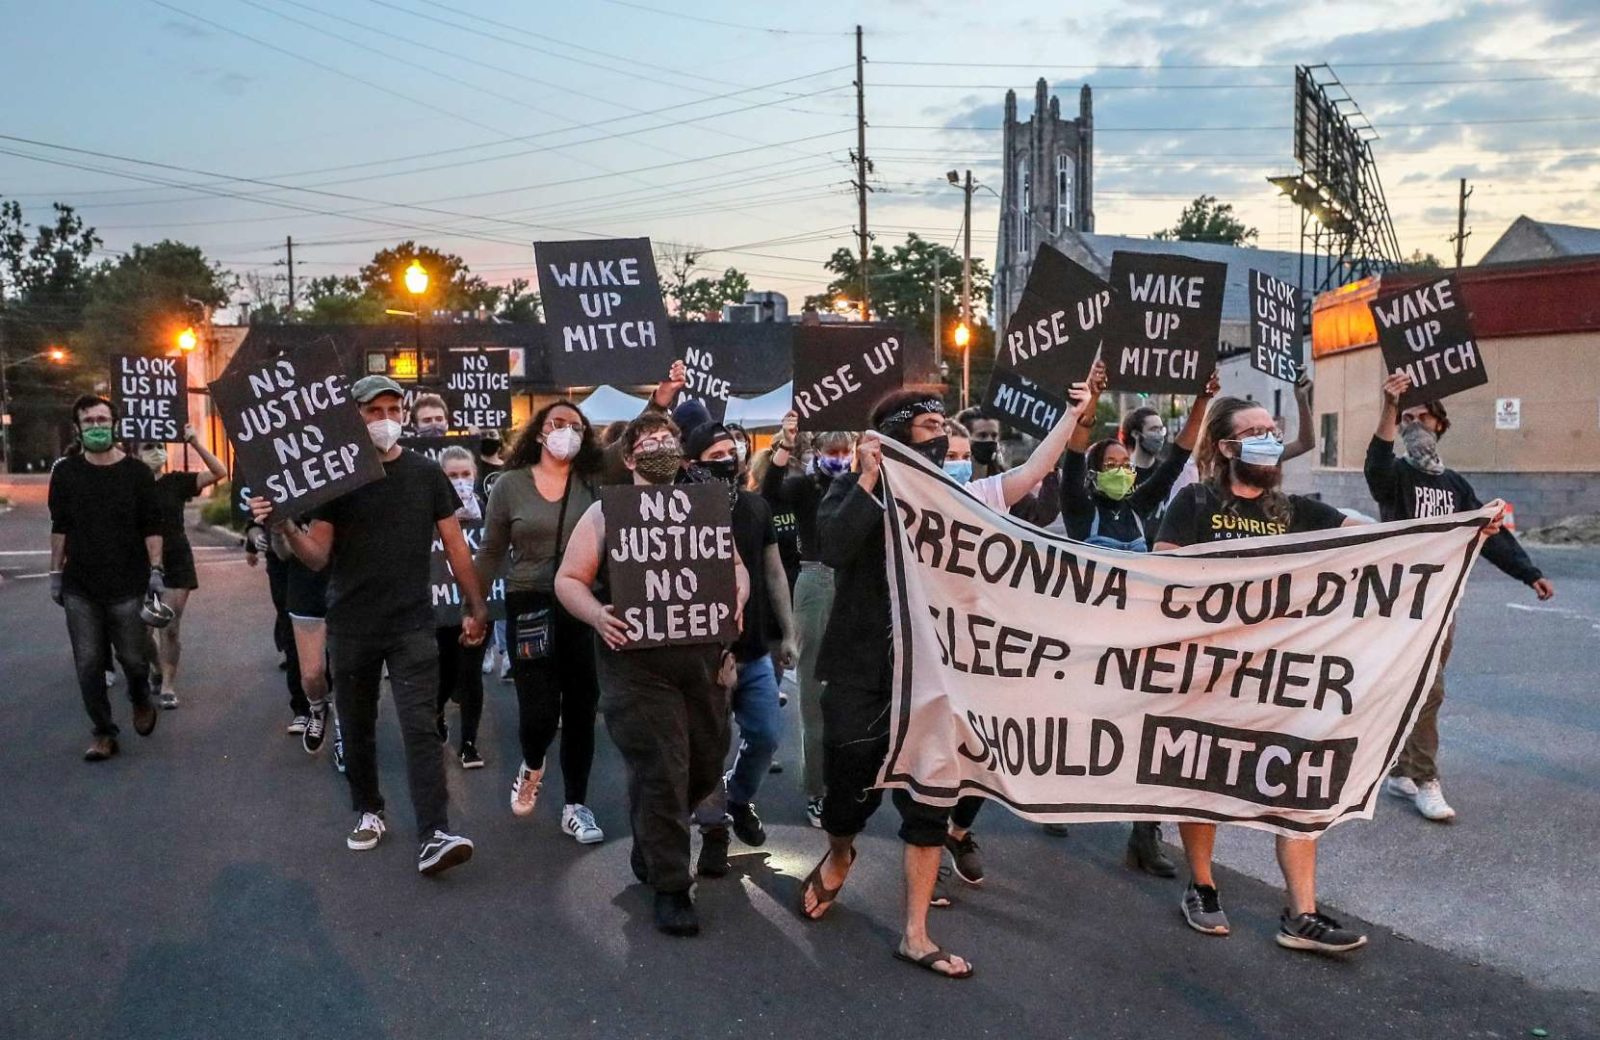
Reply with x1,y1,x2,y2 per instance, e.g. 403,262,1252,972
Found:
285,560,330,621
162,541,198,591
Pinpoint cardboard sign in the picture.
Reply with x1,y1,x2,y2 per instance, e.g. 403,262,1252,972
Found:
790,325,904,431
398,434,479,465
998,244,1111,390
209,350,385,521
429,521,506,627
440,349,511,431
981,368,1069,441
112,354,188,443
535,238,675,387
675,342,732,423
601,482,737,649
1248,270,1302,383
1105,252,1226,394
1370,275,1487,407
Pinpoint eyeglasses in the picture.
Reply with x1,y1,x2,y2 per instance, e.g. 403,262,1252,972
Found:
78,416,114,428
910,416,946,434
1234,424,1281,440
541,416,583,433
634,436,679,453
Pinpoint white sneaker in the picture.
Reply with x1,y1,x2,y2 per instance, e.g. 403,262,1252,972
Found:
347,811,386,850
510,762,543,817
287,715,310,735
561,803,605,844
1384,776,1419,800
498,655,513,684
1413,779,1456,822
481,646,498,675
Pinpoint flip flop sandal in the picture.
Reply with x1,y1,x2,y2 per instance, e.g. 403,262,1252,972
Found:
797,846,856,921
893,947,975,980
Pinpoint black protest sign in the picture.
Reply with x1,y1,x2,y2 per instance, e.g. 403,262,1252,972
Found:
111,354,188,443
1105,252,1226,394
1369,275,1486,407
981,368,1069,441
675,342,732,423
535,238,675,387
429,521,506,627
601,482,738,650
441,349,511,431
1248,271,1301,383
998,244,1111,390
209,350,385,520
398,434,479,465
790,326,904,431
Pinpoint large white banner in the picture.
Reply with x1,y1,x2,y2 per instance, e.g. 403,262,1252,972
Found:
877,440,1491,836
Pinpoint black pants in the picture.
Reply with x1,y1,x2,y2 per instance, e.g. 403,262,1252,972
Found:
435,626,486,748
265,552,308,716
598,643,728,893
62,591,155,737
506,591,601,805
819,680,950,848
329,626,450,840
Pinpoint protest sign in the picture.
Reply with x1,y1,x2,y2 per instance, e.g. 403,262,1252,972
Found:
998,244,1110,389
1370,275,1486,407
209,349,385,520
1248,270,1301,383
675,342,732,423
874,438,1489,835
535,238,675,387
429,521,506,627
600,482,737,649
440,349,511,431
1105,252,1226,394
398,434,478,464
112,354,188,443
981,368,1069,441
790,325,904,431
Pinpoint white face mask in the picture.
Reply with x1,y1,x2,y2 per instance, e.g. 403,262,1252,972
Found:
368,418,403,452
449,476,481,519
733,441,749,463
544,425,583,461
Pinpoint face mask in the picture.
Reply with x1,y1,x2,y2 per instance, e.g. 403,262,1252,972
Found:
140,448,168,472
1139,429,1168,455
632,445,682,485
733,441,749,464
449,477,480,518
1400,423,1445,475
1095,467,1136,500
943,459,973,484
368,418,403,452
1235,433,1284,467
480,438,501,457
80,427,115,453
415,420,447,438
971,441,998,467
543,426,583,462
912,435,950,469
698,458,740,485
814,455,851,477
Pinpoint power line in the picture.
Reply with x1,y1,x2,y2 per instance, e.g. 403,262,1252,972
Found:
874,56,1600,70
595,0,848,36
868,74,1600,89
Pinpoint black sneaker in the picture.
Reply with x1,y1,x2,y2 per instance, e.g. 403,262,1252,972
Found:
459,743,484,769
653,889,700,937
697,827,731,878
1276,910,1368,954
729,802,766,847
417,830,474,876
945,833,985,886
302,706,328,755
434,714,448,743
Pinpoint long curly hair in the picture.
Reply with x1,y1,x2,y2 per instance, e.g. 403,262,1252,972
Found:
1197,396,1291,530
503,399,602,475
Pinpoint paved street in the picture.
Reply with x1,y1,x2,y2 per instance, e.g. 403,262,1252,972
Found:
2,476,1596,1040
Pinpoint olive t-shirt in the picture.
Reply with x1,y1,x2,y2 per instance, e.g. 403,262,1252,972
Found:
477,467,597,594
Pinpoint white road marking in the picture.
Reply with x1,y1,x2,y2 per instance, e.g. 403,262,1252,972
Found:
1506,602,1600,635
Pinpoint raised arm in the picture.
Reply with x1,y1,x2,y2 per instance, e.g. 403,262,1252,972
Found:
818,441,886,570
1282,370,1316,462
1365,371,1409,506
1172,369,1220,454
599,361,685,485
997,369,1096,508
250,496,335,571
184,423,229,489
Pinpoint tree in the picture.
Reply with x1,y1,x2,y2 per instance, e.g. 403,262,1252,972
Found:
1154,195,1258,245
495,277,541,323
302,275,386,324
1398,249,1443,271
77,240,234,368
655,244,750,319
358,241,496,315
808,233,990,341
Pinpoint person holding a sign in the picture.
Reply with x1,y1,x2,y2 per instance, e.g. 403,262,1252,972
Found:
1368,372,1553,823
800,386,1084,978
433,446,491,771
554,413,750,937
134,424,228,710
253,375,488,877
476,400,606,846
48,395,166,761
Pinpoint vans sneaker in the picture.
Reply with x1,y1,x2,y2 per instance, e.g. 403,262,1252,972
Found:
418,831,474,876
347,812,385,851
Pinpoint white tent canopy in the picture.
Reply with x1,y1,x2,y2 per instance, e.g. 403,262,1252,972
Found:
576,382,793,430
575,384,650,424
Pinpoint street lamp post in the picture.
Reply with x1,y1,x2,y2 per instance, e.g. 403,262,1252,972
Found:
0,346,69,474
404,260,429,357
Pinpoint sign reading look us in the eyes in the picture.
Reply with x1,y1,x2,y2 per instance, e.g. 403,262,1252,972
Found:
111,354,188,443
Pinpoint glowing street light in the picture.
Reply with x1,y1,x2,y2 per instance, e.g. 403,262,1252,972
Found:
953,323,971,349
404,259,430,297
176,327,198,352
47,346,68,363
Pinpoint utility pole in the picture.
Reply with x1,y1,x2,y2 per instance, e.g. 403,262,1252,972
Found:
853,24,871,321
285,236,296,317
932,253,941,367
961,170,974,410
1449,178,1472,269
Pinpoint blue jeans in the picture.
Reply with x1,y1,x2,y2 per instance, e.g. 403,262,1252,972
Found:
693,655,782,827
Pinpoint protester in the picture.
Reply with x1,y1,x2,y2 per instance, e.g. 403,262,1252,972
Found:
554,413,749,936
954,407,1005,477
724,422,753,487
253,374,487,877
799,384,1084,979
274,519,334,758
410,393,450,438
1368,372,1554,822
476,429,512,684
256,515,315,735
137,423,228,709
953,410,1061,527
434,445,491,770
683,420,798,876
476,400,606,844
48,395,165,760
1154,395,1371,954
1156,371,1317,513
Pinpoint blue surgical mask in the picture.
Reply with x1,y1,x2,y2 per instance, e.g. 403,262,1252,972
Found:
814,455,850,477
943,459,973,483
1236,433,1285,466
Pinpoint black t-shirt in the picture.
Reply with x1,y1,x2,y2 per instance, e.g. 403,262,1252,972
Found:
48,454,161,602
153,471,200,550
1156,483,1346,546
729,490,776,662
309,449,461,635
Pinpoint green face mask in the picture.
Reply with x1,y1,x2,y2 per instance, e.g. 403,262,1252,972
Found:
81,426,115,453
1095,466,1135,500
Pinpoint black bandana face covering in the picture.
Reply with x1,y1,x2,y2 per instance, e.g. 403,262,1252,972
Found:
911,435,950,468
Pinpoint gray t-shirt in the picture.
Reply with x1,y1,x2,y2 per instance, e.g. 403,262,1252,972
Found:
477,466,596,594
